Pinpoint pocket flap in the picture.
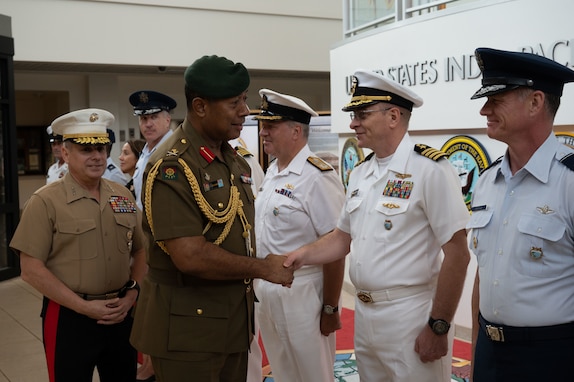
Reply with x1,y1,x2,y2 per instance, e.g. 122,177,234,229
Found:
467,210,493,230
57,219,96,235
375,198,409,216
517,214,565,242
346,198,362,213
170,287,229,319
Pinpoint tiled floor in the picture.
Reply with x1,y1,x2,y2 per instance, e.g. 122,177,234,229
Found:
0,277,357,382
0,277,51,382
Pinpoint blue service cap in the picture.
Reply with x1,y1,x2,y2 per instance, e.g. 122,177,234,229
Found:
106,129,116,144
129,90,177,116
471,47,574,99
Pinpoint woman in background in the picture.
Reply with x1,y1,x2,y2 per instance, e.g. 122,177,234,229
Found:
119,138,154,382
119,138,145,197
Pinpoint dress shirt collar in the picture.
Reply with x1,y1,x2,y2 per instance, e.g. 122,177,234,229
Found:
498,133,559,184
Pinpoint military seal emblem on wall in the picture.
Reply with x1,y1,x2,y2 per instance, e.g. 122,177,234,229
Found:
556,131,574,148
441,135,491,211
340,137,365,190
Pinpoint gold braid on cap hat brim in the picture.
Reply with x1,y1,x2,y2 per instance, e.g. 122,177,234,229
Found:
145,157,251,256
344,95,392,109
64,133,110,145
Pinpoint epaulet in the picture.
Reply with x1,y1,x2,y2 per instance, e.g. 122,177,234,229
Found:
479,156,503,176
107,163,116,171
559,152,574,171
356,152,374,167
307,156,333,172
414,144,447,161
235,146,253,158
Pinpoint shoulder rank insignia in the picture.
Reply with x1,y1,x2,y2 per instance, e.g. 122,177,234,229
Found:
559,152,574,171
235,146,253,158
414,144,447,161
356,152,374,167
480,156,503,175
307,156,333,171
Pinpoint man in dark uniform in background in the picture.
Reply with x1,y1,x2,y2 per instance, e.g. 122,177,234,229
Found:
129,90,177,210
10,108,147,382
130,55,294,382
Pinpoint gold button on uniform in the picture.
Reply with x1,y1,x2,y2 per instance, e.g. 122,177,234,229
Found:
218,202,224,209
196,309,203,315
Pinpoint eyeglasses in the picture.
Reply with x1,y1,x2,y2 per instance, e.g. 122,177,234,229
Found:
349,107,395,121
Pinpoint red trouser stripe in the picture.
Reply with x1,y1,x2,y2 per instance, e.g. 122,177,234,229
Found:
43,300,60,382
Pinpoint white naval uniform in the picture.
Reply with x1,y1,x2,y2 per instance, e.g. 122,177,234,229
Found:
46,161,68,184
236,147,265,382
255,145,345,382
338,134,469,382
103,157,128,185
467,135,574,327
132,129,173,210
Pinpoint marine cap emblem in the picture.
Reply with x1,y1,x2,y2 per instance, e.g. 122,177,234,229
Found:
89,113,99,122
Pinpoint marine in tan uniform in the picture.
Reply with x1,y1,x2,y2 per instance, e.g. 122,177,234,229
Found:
10,108,147,382
130,55,294,382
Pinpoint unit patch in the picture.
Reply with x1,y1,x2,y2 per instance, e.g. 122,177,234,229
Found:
161,166,178,180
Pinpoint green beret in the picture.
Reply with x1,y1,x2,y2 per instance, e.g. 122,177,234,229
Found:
184,55,250,99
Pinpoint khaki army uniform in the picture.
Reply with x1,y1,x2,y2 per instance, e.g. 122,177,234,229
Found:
131,119,256,361
11,173,145,294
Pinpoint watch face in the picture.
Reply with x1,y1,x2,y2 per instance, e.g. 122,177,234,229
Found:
323,305,337,314
432,320,450,335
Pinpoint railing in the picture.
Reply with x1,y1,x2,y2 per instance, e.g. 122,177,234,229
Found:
344,0,478,38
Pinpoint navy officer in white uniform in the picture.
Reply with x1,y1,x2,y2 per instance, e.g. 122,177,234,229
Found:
468,47,574,382
254,89,345,382
284,70,471,381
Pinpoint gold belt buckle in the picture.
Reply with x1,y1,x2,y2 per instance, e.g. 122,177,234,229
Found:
357,291,373,303
485,324,505,342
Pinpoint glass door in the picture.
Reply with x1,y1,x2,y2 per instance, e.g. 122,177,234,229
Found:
0,32,20,281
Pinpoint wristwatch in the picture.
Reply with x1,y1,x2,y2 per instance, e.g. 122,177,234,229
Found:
119,279,140,298
322,304,339,315
428,317,450,335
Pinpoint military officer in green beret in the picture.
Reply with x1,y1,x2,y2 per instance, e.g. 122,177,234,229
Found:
130,55,294,382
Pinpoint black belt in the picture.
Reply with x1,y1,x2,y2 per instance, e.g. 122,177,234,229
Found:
479,313,574,343
76,284,129,301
